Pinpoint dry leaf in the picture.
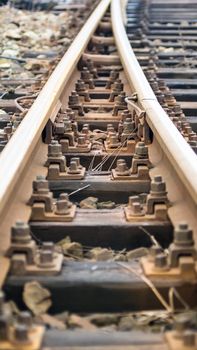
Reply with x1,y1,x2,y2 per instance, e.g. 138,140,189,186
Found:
23,281,52,316
126,247,149,260
87,313,119,327
40,313,66,330
97,201,116,209
68,314,97,330
79,196,98,209
57,237,83,258
86,247,114,261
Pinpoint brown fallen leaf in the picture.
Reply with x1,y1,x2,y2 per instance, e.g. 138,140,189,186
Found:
23,281,52,316
86,247,114,261
67,314,97,330
39,313,66,330
126,247,149,260
97,201,116,209
79,196,98,209
87,313,119,327
57,236,83,258
118,315,135,331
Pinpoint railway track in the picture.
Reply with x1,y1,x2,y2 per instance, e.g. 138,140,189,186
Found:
0,0,197,349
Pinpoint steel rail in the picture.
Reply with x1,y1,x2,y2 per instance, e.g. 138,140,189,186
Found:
0,0,111,217
111,0,197,206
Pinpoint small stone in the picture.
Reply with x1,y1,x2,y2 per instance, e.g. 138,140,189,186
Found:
0,62,11,69
24,59,50,71
126,247,149,260
79,197,98,209
5,29,21,40
118,315,135,331
0,109,7,115
87,247,114,261
1,49,19,57
22,31,39,41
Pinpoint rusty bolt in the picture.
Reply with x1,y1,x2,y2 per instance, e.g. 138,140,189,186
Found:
77,136,87,147
86,58,95,71
11,221,31,244
18,312,32,327
134,141,148,159
135,28,143,38
109,70,119,80
150,176,166,195
189,133,197,142
185,126,192,135
81,124,90,134
173,105,182,115
156,94,166,106
174,315,189,333
68,159,81,174
48,140,62,157
121,110,132,121
65,108,76,121
106,70,119,88
81,125,89,135
115,159,130,175
33,175,49,194
108,133,119,147
188,140,197,151
174,223,194,247
76,79,86,92
13,120,21,129
14,323,29,343
81,67,92,80
150,245,163,258
165,92,176,105
148,59,156,69
158,80,167,90
63,118,72,131
83,123,90,130
132,202,143,215
55,193,72,215
167,109,174,118
183,330,196,346
150,81,159,92
107,124,115,133
123,118,135,133
118,122,123,134
40,249,53,265
42,242,54,252
4,123,13,135
128,196,140,207
71,157,82,168
116,91,126,104
144,70,156,80
69,91,80,105
154,253,168,269
182,122,190,130
113,80,124,92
